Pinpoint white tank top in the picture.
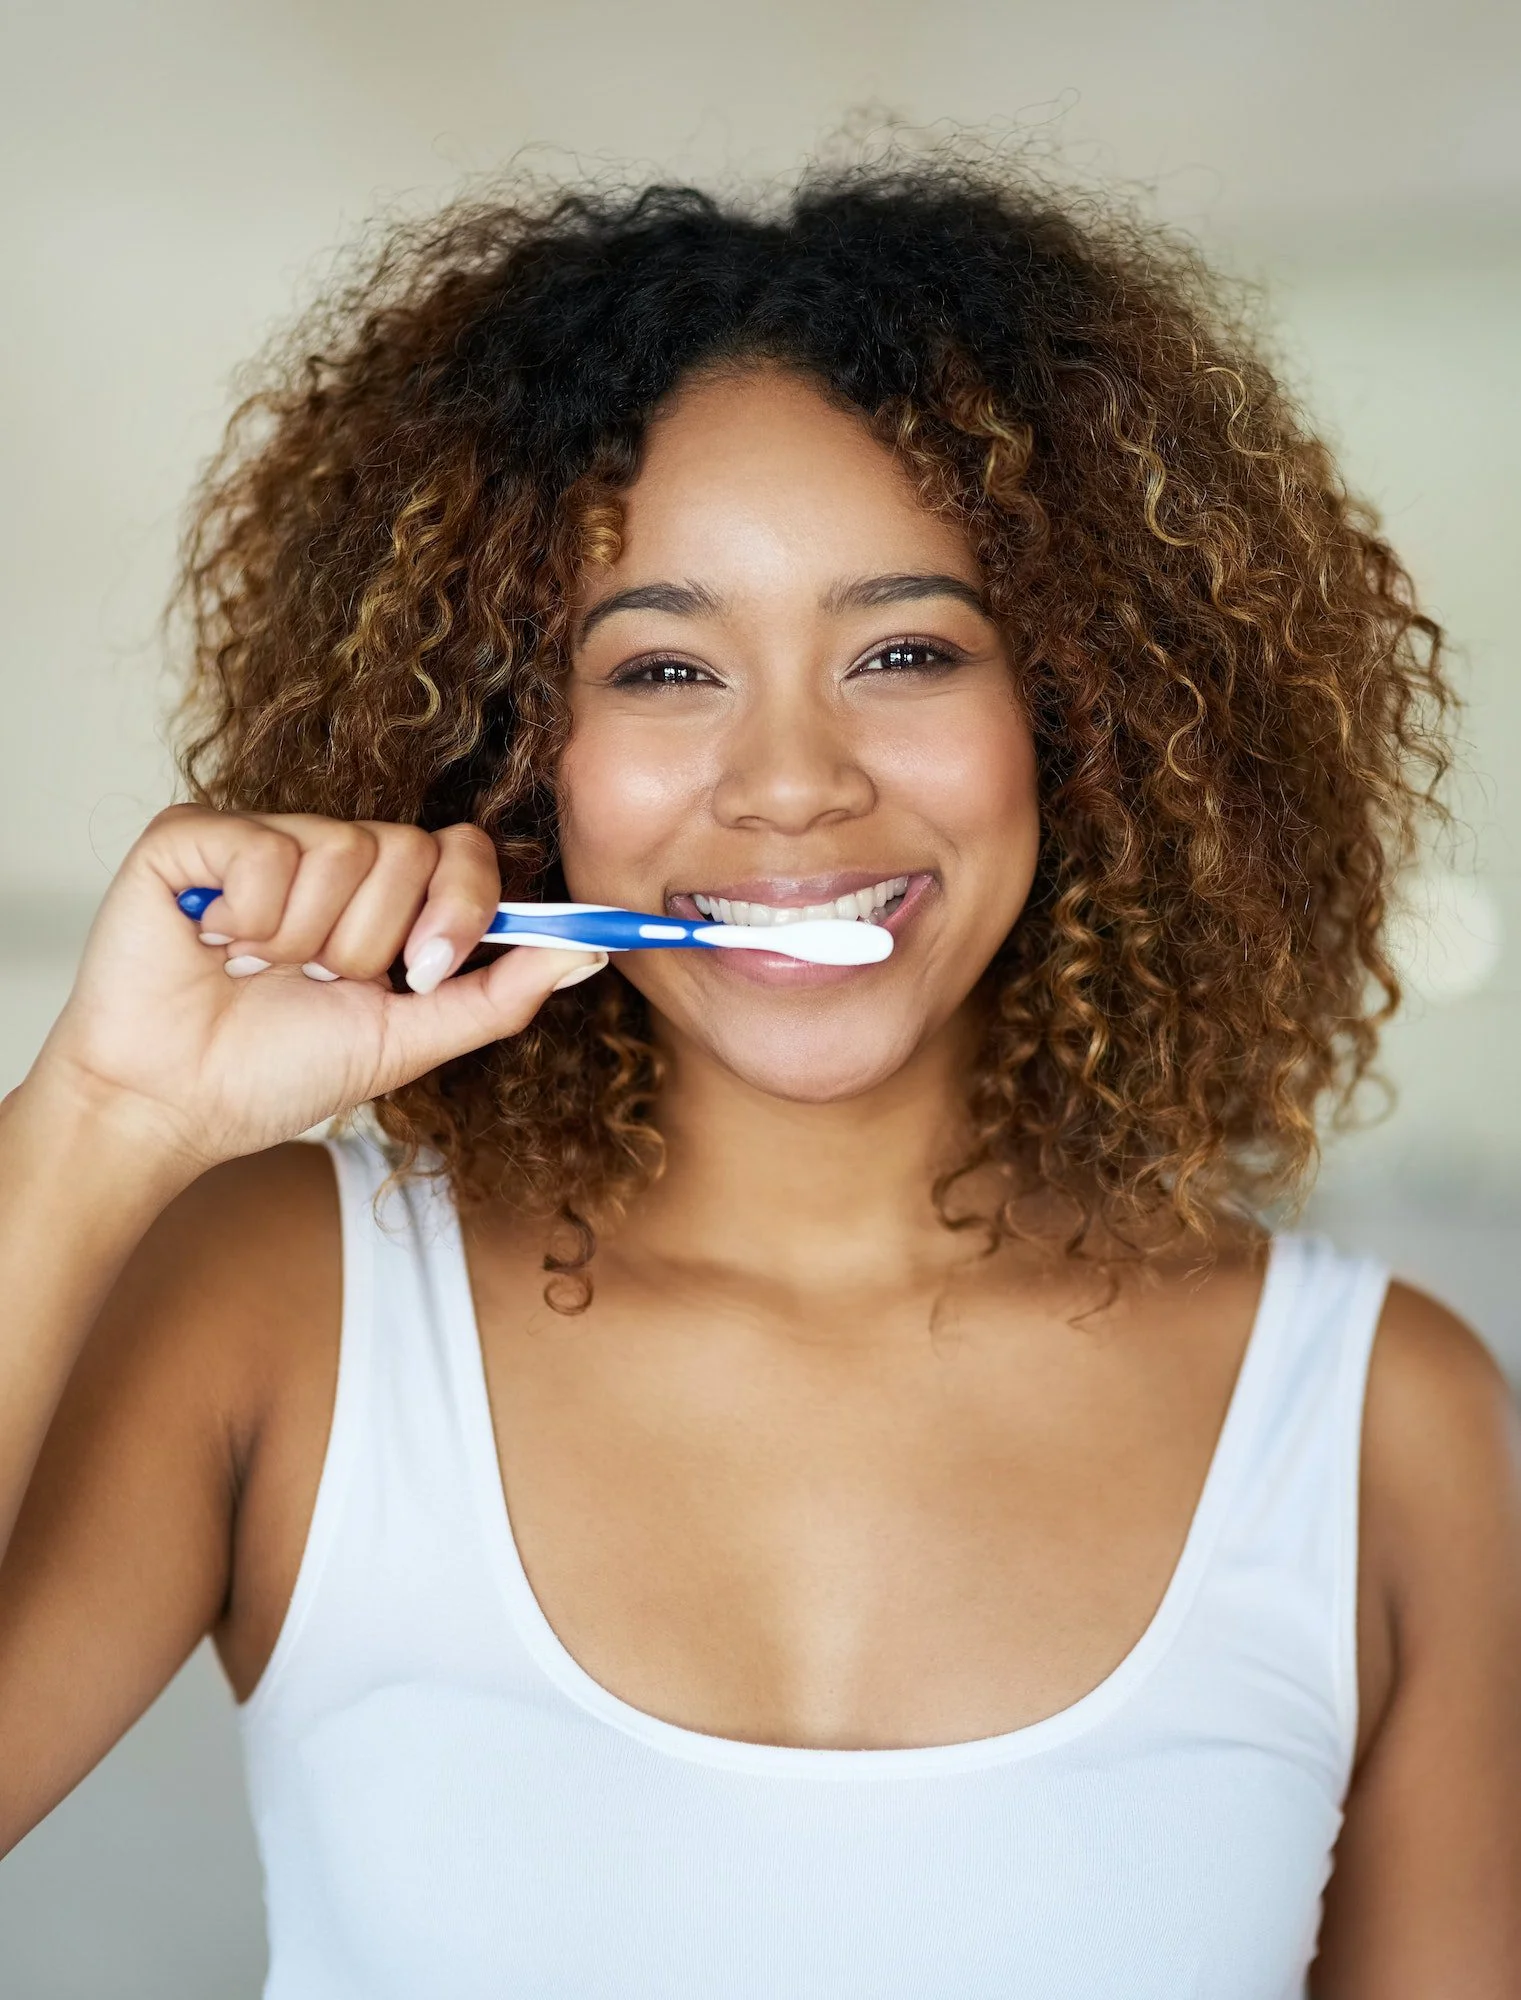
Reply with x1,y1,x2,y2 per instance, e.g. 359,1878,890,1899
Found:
238,1127,1388,2000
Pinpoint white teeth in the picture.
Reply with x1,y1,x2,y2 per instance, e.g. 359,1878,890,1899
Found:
691,875,911,926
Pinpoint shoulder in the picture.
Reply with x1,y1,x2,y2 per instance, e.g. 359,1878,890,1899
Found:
1363,1279,1518,1523
1361,1277,1521,1674
1314,1279,1521,1990
125,1136,341,1329
184,1133,339,1239
106,1138,343,1457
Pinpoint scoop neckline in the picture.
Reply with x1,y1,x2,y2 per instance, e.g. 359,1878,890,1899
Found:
441,1208,1293,1781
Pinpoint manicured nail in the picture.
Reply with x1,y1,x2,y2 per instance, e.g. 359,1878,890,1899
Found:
199,931,233,946
301,962,340,982
224,955,270,978
405,937,456,995
552,951,609,991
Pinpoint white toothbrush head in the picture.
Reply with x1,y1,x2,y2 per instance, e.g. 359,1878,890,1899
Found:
693,920,894,966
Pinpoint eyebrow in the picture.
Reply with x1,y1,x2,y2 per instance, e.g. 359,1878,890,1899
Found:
820,571,989,619
576,570,989,645
577,580,726,645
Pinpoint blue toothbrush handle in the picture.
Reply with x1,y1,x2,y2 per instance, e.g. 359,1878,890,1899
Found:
176,886,225,922
482,906,703,950
174,889,706,952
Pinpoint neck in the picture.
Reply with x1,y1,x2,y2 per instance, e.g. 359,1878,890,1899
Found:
616,1004,992,1296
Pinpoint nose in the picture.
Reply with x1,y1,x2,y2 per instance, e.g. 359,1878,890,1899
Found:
709,676,877,834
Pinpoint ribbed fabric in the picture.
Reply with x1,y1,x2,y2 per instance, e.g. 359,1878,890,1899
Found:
238,1127,1388,2000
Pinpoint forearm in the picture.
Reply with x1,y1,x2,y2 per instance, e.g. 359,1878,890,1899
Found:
0,1070,198,1560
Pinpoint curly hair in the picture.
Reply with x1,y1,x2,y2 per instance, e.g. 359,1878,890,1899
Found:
171,144,1451,1307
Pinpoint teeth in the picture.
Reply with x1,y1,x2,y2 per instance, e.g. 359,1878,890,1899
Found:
692,876,910,926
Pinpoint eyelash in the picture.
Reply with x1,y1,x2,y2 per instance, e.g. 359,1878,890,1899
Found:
609,638,963,688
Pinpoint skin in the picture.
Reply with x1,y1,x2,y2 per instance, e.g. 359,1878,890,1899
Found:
558,364,1040,1105
0,366,1517,1995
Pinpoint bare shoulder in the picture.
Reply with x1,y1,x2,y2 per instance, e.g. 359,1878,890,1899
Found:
1313,1284,1521,1993
146,1134,338,1274
1363,1280,1519,1532
0,1141,345,1847
102,1137,342,1447
126,1137,338,1304
1361,1277,1521,1666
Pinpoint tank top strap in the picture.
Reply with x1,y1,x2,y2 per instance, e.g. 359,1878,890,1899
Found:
318,1116,492,1470
238,1120,518,1734
1197,1230,1390,1781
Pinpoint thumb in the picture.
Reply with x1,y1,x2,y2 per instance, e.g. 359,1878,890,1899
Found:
373,945,609,1085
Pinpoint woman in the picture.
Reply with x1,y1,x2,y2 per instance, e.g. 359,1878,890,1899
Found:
1,154,1517,1997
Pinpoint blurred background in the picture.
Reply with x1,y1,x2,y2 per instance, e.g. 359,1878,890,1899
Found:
1,0,1517,1991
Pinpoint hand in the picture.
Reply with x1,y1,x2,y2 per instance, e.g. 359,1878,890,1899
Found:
25,806,605,1180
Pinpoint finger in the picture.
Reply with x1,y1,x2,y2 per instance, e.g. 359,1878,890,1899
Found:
302,822,444,981
137,806,303,946
373,944,610,1084
396,823,503,995
213,816,382,967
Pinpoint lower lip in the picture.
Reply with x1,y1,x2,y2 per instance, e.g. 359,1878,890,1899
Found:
664,874,937,987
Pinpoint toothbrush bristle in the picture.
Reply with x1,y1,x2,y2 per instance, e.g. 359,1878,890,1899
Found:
695,919,893,965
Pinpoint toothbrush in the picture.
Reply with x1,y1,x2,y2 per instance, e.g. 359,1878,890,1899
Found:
174,891,894,968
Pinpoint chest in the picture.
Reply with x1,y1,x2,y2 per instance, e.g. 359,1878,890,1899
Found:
473,1258,1259,1753
228,1235,1393,1773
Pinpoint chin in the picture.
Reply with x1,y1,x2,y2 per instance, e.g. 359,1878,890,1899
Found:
685,1008,930,1104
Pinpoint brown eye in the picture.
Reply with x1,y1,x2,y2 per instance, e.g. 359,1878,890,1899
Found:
612,658,715,688
854,641,959,676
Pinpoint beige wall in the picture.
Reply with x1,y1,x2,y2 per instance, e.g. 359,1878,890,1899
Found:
1,5,1518,1990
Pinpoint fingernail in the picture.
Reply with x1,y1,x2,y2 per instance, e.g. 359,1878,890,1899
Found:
405,936,456,995
552,951,609,992
301,962,340,982
199,931,233,946
224,956,271,978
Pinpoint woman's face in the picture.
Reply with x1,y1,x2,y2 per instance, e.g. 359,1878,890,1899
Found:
558,366,1040,1103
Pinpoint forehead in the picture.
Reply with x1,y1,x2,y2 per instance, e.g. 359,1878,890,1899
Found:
603,366,979,589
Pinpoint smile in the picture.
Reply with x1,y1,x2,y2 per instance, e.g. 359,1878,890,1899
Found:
691,876,910,927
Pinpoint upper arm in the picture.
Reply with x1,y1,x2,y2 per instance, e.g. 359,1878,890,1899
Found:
0,1139,337,1855
1312,1280,1521,1998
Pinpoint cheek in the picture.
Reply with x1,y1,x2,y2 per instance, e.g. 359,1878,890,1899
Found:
556,719,701,886
874,696,1039,880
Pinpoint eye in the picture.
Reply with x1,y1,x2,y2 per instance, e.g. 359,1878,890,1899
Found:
851,638,963,677
608,657,717,689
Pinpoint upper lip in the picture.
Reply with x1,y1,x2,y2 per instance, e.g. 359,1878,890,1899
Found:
668,869,929,907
